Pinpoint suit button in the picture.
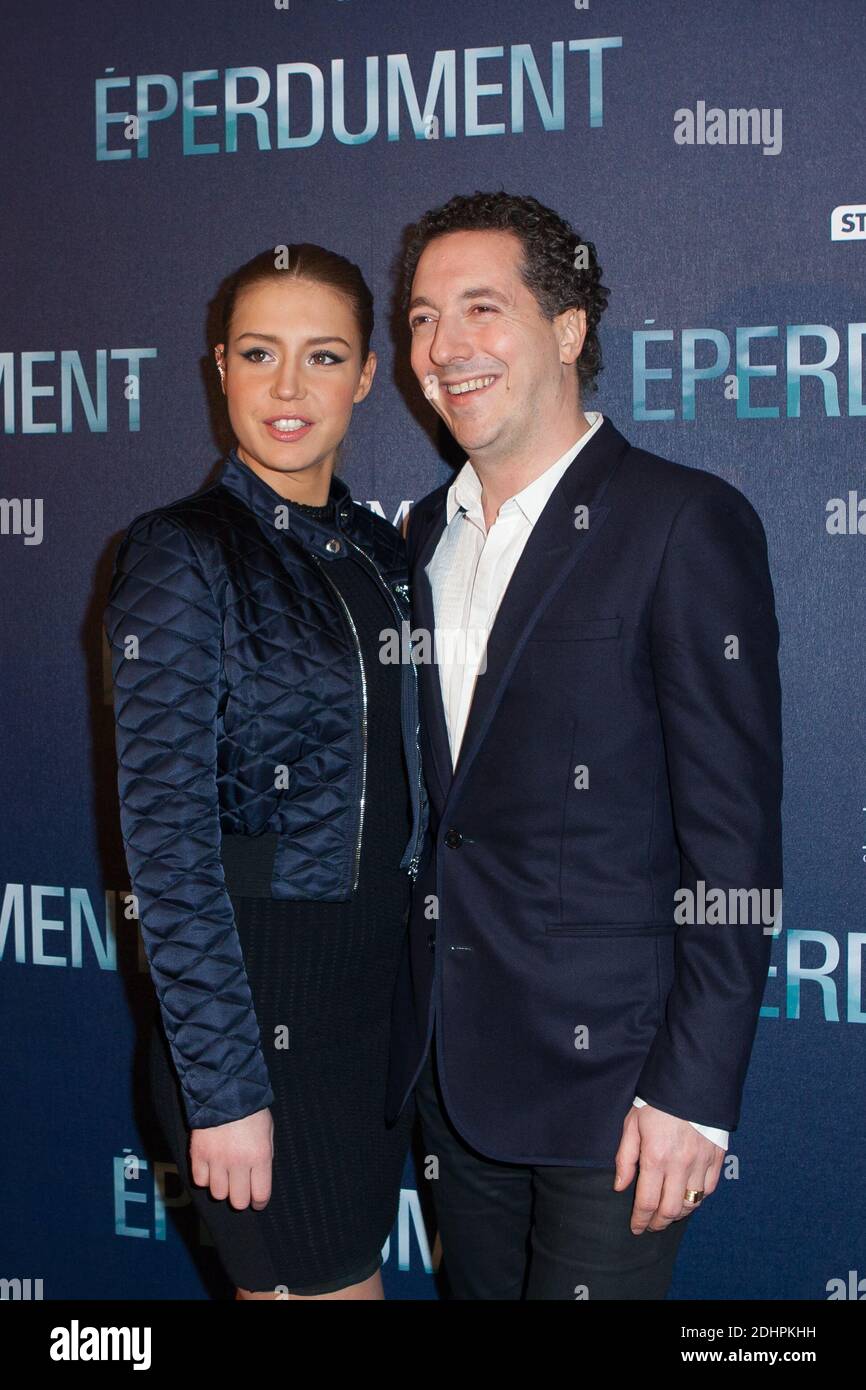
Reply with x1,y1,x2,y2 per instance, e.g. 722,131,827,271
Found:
427,933,436,952
444,828,462,849
326,538,342,553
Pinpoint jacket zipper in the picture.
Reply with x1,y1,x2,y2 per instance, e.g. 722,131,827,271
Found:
311,555,368,892
341,534,424,880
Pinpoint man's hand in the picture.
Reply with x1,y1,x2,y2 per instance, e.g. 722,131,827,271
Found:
190,1108,274,1210
614,1103,724,1234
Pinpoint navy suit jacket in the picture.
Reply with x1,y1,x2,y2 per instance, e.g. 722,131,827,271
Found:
385,415,782,1165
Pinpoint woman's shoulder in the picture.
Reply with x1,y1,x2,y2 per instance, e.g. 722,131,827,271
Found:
109,483,243,608
117,476,244,548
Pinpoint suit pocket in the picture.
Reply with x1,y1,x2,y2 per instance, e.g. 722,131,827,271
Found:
545,922,676,938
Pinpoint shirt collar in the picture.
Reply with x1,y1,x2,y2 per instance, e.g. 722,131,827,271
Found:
446,411,604,527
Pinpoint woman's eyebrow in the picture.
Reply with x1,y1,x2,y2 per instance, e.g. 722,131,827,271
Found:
235,331,352,348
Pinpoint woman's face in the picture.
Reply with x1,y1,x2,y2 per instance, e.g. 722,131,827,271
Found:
215,276,376,500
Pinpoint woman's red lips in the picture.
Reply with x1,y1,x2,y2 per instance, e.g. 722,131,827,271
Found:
262,417,314,442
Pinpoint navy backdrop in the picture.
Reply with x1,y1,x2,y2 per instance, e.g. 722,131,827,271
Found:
1,0,864,1301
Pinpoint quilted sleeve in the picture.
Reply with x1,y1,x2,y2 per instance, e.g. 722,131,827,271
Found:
103,511,275,1129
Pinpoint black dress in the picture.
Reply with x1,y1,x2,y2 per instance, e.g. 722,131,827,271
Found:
148,494,415,1295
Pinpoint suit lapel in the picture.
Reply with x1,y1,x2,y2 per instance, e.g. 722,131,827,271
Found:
411,417,630,812
446,417,628,803
411,497,454,801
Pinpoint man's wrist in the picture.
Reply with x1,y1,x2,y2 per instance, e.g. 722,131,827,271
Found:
632,1095,729,1151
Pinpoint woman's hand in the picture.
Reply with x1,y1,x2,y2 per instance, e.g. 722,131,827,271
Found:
189,1109,274,1210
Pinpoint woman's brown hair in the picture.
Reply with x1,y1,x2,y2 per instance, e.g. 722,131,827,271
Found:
220,243,374,361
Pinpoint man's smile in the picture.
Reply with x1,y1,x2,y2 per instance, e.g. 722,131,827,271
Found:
440,374,499,402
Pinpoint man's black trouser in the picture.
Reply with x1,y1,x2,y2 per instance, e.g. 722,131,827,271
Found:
414,1030,691,1300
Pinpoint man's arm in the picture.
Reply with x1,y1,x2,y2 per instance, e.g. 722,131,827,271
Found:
634,481,783,1132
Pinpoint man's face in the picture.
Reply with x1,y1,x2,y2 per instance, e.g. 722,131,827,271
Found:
407,229,585,463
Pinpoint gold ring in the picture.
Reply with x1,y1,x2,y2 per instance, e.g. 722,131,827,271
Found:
684,1188,705,1204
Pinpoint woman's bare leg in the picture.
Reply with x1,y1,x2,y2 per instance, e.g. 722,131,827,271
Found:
236,1270,383,1301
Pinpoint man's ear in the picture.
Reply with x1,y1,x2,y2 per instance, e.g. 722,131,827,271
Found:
557,307,587,365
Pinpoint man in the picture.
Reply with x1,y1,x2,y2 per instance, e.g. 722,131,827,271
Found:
385,191,782,1300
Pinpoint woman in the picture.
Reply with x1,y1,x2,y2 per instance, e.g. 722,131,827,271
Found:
104,244,426,1300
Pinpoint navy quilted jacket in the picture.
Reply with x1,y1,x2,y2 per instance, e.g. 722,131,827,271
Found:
104,450,427,1128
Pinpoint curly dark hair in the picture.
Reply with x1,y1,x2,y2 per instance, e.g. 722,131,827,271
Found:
400,191,610,395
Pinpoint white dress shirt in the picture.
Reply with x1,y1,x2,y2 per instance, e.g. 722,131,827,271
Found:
425,410,729,1153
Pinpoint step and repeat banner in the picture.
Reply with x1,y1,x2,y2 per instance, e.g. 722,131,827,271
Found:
1,0,864,1301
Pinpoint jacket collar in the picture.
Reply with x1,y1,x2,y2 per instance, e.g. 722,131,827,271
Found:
218,448,355,558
